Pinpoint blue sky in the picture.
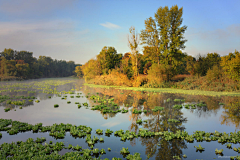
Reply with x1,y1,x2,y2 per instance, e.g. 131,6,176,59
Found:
0,0,239,64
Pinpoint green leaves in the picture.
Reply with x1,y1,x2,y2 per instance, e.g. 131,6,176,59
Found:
141,5,187,81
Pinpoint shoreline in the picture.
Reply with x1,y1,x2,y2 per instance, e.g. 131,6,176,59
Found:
83,83,240,97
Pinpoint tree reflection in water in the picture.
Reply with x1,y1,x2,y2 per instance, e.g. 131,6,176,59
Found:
81,85,240,159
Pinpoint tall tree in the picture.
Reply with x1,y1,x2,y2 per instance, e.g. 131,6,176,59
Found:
128,26,140,77
140,5,187,81
97,46,122,75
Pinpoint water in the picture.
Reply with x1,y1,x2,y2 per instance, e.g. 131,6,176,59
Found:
0,78,239,159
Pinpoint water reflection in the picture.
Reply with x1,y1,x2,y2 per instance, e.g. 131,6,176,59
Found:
0,78,240,159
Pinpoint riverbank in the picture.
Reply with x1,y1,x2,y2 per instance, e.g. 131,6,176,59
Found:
84,83,240,97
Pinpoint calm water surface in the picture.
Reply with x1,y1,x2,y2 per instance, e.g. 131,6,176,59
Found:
0,78,240,159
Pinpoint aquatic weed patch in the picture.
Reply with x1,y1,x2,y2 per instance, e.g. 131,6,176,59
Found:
1,119,240,159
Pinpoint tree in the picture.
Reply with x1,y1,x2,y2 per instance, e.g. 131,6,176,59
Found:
0,48,15,60
97,46,122,75
75,65,83,78
81,59,100,81
15,61,29,79
221,50,240,81
140,5,187,81
128,26,140,77
186,55,196,75
119,52,133,79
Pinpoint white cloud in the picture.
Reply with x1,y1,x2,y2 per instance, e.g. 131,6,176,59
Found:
100,22,120,29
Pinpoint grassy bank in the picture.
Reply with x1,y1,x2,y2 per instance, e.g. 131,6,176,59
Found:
84,83,240,97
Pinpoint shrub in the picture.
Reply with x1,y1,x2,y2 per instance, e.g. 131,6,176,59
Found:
93,69,132,87
206,65,222,81
132,74,148,87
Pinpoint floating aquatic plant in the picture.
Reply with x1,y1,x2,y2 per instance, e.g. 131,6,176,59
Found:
152,106,164,112
99,137,104,142
120,147,130,154
105,129,113,135
82,102,88,106
108,148,111,151
194,144,205,152
100,148,106,154
215,148,223,154
4,108,10,112
226,143,232,148
78,104,81,108
174,99,185,102
67,101,71,104
19,106,23,109
136,119,143,124
54,104,59,108
96,129,103,134
92,148,99,154
35,100,40,103
183,154,187,158
184,104,190,109
133,109,142,114
73,145,82,151
173,105,182,109
173,155,181,160
126,152,141,160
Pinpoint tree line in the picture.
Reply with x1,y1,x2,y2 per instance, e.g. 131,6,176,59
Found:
78,5,240,87
0,48,79,81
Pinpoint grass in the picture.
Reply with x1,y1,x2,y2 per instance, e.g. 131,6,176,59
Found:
84,83,240,97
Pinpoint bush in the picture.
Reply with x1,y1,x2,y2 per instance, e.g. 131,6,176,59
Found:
206,65,222,81
133,74,148,87
93,69,132,87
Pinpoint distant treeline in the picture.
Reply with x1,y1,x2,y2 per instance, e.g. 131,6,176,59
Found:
0,48,80,81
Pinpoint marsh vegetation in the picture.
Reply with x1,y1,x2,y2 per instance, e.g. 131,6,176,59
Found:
0,77,240,159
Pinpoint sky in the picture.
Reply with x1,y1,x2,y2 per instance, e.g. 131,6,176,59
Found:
0,0,239,64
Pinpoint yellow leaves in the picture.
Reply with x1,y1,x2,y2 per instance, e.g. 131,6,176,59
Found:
220,50,240,81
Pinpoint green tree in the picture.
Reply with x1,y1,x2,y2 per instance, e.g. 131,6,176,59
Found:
0,57,16,77
15,62,29,79
186,55,196,75
140,5,187,81
0,48,15,60
97,46,122,75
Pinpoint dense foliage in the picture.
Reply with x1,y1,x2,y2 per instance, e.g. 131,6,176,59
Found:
0,48,80,81
79,5,240,92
